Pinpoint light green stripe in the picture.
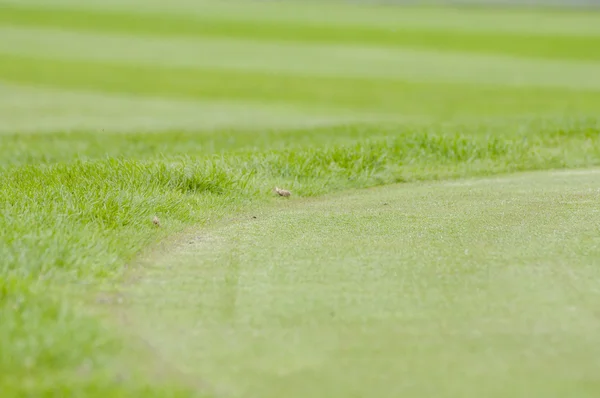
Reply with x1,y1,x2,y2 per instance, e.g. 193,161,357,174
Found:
0,82,365,134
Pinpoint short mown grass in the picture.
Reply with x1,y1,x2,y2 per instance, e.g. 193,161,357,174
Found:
126,169,600,398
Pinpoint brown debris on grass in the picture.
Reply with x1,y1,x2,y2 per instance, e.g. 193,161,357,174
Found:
274,187,291,197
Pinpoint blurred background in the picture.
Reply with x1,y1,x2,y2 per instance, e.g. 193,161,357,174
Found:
2,0,600,137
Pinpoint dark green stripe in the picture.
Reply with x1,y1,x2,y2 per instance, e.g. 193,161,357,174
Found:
1,4,599,61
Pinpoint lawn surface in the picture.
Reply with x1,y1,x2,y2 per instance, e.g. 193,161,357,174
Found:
127,169,600,398
1,0,600,396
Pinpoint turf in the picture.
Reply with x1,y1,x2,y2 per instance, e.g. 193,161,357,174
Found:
126,169,600,398
1,0,600,396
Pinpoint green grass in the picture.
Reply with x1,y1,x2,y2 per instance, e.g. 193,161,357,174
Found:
3,125,600,396
127,170,600,398
2,2,600,61
1,0,600,396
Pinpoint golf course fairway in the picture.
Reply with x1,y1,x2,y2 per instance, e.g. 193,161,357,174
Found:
3,0,600,395
123,169,600,398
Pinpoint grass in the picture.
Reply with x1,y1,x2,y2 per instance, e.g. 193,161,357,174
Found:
2,2,600,61
1,0,600,396
3,125,600,396
127,170,600,398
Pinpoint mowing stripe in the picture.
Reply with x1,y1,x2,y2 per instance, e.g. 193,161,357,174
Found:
0,82,365,134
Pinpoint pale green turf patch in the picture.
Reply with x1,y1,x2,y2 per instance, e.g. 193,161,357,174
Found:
0,82,361,134
3,25,600,90
124,169,600,398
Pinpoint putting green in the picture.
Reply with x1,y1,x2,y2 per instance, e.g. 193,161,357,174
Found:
123,169,600,398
